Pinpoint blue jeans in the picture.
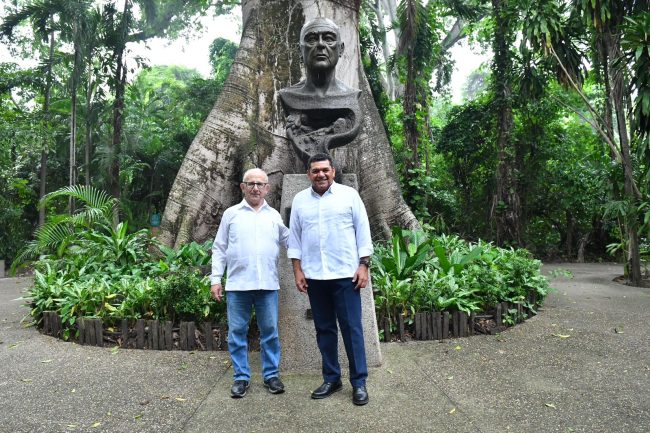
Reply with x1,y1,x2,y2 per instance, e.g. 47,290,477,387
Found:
306,278,368,387
226,290,280,381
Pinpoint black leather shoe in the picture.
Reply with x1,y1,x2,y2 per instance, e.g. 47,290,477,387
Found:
311,380,343,399
352,386,369,406
230,380,250,398
263,377,285,394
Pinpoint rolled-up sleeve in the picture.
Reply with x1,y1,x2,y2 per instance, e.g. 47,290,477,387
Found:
279,218,290,249
353,194,373,258
210,210,230,285
287,197,302,260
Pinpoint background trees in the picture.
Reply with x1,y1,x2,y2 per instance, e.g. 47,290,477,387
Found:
1,0,648,285
0,0,234,265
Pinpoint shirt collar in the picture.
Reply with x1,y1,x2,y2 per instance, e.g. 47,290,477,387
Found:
311,181,338,197
239,199,269,212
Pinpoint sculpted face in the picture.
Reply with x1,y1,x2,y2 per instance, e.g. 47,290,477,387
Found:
300,18,344,72
308,159,335,195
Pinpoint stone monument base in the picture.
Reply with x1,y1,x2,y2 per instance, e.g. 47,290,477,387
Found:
278,174,382,372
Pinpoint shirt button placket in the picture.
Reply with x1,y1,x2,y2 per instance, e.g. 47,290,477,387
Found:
255,212,262,284
319,196,328,276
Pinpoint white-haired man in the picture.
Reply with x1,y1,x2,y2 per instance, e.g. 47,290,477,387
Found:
211,168,289,398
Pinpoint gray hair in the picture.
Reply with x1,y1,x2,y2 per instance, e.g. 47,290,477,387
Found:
242,168,268,183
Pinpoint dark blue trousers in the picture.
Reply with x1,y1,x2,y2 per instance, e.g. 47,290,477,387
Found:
306,278,368,387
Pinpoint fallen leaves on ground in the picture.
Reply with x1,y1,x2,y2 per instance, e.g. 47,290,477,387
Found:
551,334,570,339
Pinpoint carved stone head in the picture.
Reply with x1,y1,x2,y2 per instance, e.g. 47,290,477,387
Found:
299,17,344,72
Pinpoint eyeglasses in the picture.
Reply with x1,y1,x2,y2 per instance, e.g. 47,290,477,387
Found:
243,182,268,189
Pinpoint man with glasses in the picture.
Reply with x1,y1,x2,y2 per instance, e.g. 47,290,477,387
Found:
288,153,373,406
210,168,289,398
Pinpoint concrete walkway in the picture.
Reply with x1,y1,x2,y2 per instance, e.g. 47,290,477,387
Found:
0,263,648,433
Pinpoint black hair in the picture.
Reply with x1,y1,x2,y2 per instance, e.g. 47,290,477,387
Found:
307,153,333,169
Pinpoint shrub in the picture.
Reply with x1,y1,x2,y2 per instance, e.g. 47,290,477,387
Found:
372,228,551,329
20,186,225,340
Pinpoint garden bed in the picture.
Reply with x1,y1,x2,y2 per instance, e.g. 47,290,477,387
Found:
39,312,262,351
382,296,538,342
38,296,538,351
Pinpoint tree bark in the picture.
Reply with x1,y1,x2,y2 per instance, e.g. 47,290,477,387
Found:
108,0,130,216
371,0,396,99
39,30,56,226
84,57,93,187
491,0,522,247
608,32,642,286
69,19,81,214
159,0,417,248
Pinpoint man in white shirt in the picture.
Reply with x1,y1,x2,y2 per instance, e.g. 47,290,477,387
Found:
211,168,289,398
288,153,373,406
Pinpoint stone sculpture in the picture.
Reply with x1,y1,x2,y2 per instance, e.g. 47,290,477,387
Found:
279,17,361,165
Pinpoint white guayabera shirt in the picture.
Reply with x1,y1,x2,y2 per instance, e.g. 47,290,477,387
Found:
211,200,289,291
288,182,373,280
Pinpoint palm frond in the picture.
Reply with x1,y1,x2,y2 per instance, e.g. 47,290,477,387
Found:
41,185,117,213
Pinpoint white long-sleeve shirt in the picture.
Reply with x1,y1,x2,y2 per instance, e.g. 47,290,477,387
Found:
211,200,289,290
287,182,373,280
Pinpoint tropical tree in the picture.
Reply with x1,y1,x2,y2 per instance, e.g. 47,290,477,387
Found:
159,0,418,248
1,0,64,225
518,0,649,285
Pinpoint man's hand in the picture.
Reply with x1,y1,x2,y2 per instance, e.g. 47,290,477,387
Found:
294,268,308,293
210,283,223,302
291,259,308,293
352,265,369,290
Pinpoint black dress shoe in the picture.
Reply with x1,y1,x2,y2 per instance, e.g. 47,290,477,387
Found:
352,386,369,406
311,380,343,399
230,380,250,398
263,376,285,394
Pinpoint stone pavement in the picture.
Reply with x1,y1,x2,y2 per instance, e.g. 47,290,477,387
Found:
0,263,648,433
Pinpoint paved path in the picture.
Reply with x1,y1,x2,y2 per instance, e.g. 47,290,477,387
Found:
0,263,648,433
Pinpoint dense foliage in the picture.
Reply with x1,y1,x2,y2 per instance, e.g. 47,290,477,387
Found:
359,0,650,283
0,0,237,267
20,186,224,340
373,228,551,334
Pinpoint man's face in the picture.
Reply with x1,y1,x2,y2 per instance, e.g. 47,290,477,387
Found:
240,171,269,208
301,26,343,72
308,159,335,194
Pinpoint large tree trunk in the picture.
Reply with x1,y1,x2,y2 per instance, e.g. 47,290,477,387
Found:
159,0,417,248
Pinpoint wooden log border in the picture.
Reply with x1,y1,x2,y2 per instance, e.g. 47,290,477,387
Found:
402,292,543,342
41,292,542,349
38,312,227,351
